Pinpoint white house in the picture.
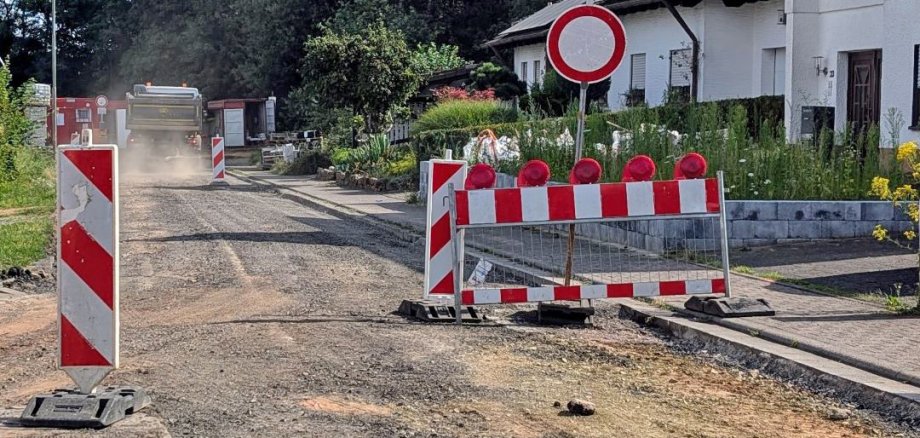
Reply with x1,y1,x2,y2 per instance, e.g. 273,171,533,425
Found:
487,0,920,146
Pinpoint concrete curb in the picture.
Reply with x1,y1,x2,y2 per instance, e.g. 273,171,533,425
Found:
707,312,920,388
230,168,920,422
619,301,920,427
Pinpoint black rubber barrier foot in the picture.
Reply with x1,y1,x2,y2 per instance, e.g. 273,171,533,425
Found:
537,303,595,326
685,296,775,318
398,299,483,323
19,386,151,429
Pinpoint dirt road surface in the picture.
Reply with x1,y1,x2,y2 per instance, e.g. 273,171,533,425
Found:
0,169,913,437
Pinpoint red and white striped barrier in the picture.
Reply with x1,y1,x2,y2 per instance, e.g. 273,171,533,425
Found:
57,144,119,393
462,279,726,305
447,172,730,308
423,160,467,298
455,178,720,227
211,136,226,184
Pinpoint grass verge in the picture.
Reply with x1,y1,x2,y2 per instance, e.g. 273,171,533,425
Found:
0,146,56,270
0,216,53,270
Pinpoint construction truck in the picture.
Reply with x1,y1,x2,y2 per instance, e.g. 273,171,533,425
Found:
126,84,203,155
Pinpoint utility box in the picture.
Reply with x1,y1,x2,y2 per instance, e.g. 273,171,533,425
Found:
801,106,835,136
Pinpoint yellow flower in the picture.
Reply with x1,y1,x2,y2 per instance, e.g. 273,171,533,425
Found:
892,185,917,201
904,230,917,241
906,203,920,222
897,141,919,162
872,225,889,241
870,176,891,199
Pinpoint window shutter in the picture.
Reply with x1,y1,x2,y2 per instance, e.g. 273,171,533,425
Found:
670,49,692,87
630,54,646,90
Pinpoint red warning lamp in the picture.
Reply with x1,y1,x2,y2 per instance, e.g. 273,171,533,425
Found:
674,152,708,179
621,155,657,182
517,160,551,187
568,158,602,184
465,163,496,190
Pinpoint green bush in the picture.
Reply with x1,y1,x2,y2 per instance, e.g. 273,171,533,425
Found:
331,134,416,178
275,150,334,175
523,68,610,118
411,100,519,135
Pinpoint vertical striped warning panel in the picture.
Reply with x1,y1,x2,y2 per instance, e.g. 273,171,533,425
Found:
211,136,226,183
57,145,119,394
423,160,467,298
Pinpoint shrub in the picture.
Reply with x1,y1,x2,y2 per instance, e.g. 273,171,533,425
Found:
432,86,495,102
523,68,610,117
276,150,333,175
331,134,415,178
411,100,519,135
469,62,527,100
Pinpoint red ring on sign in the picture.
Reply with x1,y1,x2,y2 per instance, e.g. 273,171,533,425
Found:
547,5,627,84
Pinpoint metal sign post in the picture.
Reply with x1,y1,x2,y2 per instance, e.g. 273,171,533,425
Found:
20,129,149,429
547,5,627,287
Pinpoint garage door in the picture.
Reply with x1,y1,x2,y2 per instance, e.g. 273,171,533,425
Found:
224,108,245,147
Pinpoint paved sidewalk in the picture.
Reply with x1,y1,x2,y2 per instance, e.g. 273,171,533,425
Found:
232,169,920,389
733,239,918,297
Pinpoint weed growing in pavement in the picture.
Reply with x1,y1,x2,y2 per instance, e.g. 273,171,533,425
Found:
870,140,920,314
405,191,420,205
733,265,756,275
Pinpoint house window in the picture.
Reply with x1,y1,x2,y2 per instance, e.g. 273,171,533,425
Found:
521,61,529,87
669,48,692,103
913,44,920,129
628,53,647,106
75,108,91,123
533,60,542,85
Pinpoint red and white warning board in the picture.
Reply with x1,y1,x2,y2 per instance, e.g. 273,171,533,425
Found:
212,136,226,183
423,160,467,298
57,145,119,393
547,4,627,84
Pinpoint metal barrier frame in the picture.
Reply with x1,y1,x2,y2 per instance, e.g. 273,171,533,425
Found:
446,171,732,324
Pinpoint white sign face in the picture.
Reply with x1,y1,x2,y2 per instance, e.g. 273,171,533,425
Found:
95,95,108,107
557,16,617,73
546,5,627,84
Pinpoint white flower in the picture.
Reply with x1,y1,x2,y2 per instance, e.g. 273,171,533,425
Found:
754,191,759,196
747,173,754,177
764,179,771,185
738,159,747,163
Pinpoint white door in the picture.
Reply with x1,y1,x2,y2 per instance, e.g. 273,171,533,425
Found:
773,48,786,96
223,108,245,147
265,98,276,133
116,109,130,148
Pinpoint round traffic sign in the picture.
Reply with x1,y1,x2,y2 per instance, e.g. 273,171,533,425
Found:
95,95,108,107
546,5,627,84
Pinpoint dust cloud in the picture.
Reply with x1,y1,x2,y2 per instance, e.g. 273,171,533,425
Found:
118,141,210,183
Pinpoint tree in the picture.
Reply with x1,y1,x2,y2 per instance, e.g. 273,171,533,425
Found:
0,59,33,180
411,43,468,78
300,24,419,135
327,0,438,45
469,62,526,100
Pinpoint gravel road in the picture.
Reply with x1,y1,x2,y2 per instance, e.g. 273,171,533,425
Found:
0,169,914,437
